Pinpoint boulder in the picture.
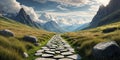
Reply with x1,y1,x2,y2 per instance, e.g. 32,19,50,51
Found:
23,52,29,58
0,29,14,37
102,27,117,33
23,35,38,43
34,43,40,46
93,41,120,60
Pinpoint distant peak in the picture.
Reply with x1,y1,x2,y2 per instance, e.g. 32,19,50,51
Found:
99,4,105,9
19,8,26,14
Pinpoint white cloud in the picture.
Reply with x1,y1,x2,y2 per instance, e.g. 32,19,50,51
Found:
0,0,42,22
21,5,39,21
0,0,21,14
33,0,91,7
57,5,69,11
89,5,99,11
33,0,47,3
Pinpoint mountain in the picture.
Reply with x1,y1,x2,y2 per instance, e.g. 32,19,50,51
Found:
39,13,51,21
43,21,65,33
15,8,41,28
89,0,120,28
75,23,89,31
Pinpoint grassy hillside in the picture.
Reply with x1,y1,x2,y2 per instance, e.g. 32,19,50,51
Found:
0,16,54,60
62,21,120,60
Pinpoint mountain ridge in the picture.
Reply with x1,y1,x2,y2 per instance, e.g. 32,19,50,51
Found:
88,0,120,29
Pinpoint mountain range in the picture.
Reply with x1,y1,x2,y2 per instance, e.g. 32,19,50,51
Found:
43,21,65,33
14,8,65,32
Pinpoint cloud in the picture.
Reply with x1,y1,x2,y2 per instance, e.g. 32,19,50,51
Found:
89,5,99,11
33,0,47,3
21,5,39,21
0,0,21,14
57,5,69,11
33,0,90,7
0,0,41,22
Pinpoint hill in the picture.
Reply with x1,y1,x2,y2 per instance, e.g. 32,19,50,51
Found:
0,16,54,60
62,21,120,60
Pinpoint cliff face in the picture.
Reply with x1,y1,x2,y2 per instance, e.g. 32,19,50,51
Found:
89,0,120,28
16,8,34,26
15,8,41,28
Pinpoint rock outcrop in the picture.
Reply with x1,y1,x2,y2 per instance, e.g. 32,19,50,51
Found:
15,8,41,29
0,29,14,37
93,41,120,60
23,35,38,43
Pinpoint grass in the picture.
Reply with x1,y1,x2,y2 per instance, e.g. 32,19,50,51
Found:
0,16,55,60
62,21,120,60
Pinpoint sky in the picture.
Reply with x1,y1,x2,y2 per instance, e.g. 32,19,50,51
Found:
0,0,110,26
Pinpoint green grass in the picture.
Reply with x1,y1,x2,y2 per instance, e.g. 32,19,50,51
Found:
0,16,54,60
62,21,120,60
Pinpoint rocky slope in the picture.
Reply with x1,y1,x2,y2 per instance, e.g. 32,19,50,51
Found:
15,8,41,29
89,0,120,28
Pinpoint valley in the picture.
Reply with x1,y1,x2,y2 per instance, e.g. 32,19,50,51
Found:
1,0,120,60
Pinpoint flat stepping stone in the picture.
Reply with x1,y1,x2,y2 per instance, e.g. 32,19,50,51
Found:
55,51,60,54
54,55,64,59
61,52,73,56
50,47,56,49
42,54,53,58
59,58,73,60
68,48,75,53
35,58,56,60
60,49,68,52
64,45,71,48
41,47,48,49
45,51,55,55
50,49,56,51
35,53,42,56
67,54,81,60
36,50,44,53
43,48,50,51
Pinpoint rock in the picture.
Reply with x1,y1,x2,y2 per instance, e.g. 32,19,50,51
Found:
35,58,55,60
36,50,44,53
67,54,81,60
61,52,73,56
68,48,75,53
54,55,64,59
55,51,60,54
93,41,120,60
23,52,29,58
45,51,55,55
59,58,73,60
60,49,68,52
35,53,42,56
23,35,38,43
34,43,40,46
42,54,54,58
0,29,14,37
50,49,56,52
102,27,117,33
41,47,48,49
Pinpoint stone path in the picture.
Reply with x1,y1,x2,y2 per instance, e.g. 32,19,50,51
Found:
35,35,81,60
